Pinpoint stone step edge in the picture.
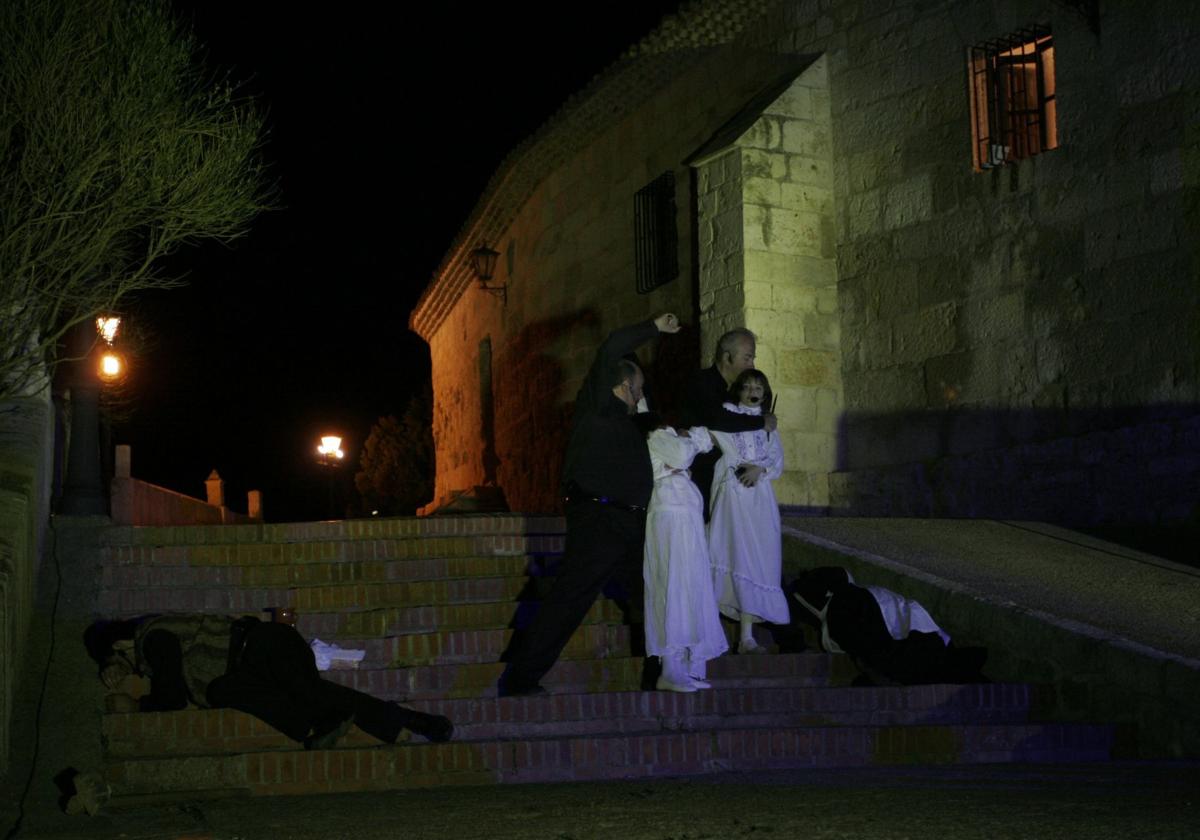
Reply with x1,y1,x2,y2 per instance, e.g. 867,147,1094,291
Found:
100,721,1119,796
324,652,841,687
102,683,1045,758
101,515,566,547
96,577,541,613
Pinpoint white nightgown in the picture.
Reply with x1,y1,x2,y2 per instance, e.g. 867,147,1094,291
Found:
708,403,790,624
643,427,729,665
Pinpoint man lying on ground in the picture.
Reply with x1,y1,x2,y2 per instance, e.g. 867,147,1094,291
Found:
788,567,988,686
87,612,452,749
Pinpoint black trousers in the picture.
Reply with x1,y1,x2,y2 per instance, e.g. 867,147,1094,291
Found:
199,623,404,743
504,500,645,689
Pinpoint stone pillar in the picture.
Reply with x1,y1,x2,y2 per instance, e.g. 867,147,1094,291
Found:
205,470,224,507
114,445,131,479
59,325,106,516
247,490,263,520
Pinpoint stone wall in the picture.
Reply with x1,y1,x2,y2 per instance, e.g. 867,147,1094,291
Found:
421,0,1199,529
425,47,804,513
806,0,1200,526
0,393,54,776
110,477,257,526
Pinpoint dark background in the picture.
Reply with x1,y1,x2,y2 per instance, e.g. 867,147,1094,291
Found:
115,1,682,521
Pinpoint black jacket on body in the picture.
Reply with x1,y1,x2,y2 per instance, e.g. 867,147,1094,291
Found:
561,319,659,508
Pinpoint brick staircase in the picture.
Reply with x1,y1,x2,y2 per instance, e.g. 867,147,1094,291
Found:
95,514,1118,798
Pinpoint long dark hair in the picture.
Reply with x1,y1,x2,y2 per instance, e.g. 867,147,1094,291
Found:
727,369,772,411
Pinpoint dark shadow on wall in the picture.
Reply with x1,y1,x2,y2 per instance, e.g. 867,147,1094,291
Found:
493,308,601,514
644,322,700,427
832,403,1200,564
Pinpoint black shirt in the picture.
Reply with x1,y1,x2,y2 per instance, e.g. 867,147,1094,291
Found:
682,365,765,433
561,319,659,508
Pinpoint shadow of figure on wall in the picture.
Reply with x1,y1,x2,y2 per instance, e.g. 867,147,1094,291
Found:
833,403,1200,565
492,307,601,514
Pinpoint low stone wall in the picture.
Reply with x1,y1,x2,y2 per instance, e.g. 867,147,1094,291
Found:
0,393,55,776
781,530,1199,759
110,477,256,527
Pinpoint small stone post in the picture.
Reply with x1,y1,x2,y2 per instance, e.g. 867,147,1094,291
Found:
247,490,263,520
114,445,131,479
205,469,225,508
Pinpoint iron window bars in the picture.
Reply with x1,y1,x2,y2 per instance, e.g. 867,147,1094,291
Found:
968,27,1058,170
634,170,679,294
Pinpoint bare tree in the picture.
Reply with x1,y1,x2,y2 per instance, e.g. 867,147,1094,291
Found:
0,0,273,402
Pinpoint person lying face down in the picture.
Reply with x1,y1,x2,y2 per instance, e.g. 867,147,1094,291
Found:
86,613,453,749
787,567,987,686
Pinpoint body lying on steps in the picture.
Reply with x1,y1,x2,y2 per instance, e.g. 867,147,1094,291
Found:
86,611,454,750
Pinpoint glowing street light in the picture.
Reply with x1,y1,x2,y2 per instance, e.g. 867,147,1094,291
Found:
98,351,123,381
316,434,344,519
96,316,121,345
317,435,344,464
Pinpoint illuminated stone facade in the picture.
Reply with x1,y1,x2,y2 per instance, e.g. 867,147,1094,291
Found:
413,0,1199,540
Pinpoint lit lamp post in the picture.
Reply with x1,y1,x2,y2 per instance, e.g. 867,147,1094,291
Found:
316,435,344,519
61,315,122,515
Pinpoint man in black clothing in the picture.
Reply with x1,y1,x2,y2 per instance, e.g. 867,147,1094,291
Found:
499,313,681,697
682,327,777,519
92,614,453,748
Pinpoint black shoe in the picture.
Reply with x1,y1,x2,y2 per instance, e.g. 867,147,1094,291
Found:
640,656,663,691
497,679,547,698
407,710,454,743
304,711,354,751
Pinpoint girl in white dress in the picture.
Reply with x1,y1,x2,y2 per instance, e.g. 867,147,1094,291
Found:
708,370,789,653
643,420,729,692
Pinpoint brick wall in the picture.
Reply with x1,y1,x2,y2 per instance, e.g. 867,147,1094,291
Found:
0,392,54,775
110,476,256,527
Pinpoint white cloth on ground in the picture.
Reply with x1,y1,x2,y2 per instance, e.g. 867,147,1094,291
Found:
864,586,951,645
708,404,790,625
643,427,729,668
309,638,367,671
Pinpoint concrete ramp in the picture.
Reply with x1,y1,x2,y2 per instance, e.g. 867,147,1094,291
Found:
782,517,1200,758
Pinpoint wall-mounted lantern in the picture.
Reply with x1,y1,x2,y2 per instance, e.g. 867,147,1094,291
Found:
470,245,506,304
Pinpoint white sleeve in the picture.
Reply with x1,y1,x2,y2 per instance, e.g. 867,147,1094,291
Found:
648,429,699,469
761,428,784,480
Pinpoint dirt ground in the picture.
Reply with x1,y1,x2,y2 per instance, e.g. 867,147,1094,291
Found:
4,762,1198,840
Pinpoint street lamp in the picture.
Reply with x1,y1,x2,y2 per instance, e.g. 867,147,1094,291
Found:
317,435,344,465
316,434,344,518
61,314,123,515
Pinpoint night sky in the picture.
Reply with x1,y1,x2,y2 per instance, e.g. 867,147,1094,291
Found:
117,2,681,522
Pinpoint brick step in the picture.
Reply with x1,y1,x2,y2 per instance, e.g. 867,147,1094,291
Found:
342,619,775,668
103,684,1044,759
349,624,632,667
297,598,626,638
101,721,1117,797
413,682,1041,740
99,555,545,587
100,525,564,564
96,575,544,616
322,653,856,702
101,514,564,546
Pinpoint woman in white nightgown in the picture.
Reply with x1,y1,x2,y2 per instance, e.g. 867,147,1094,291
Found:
643,422,728,692
708,370,789,653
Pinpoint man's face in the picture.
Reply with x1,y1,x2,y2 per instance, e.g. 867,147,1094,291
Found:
726,339,756,376
618,369,645,412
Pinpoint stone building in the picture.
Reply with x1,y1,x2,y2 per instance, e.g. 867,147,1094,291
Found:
410,0,1199,543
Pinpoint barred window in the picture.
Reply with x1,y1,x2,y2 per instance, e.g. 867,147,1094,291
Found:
968,27,1058,171
633,170,679,294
